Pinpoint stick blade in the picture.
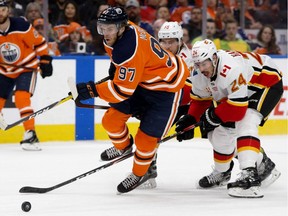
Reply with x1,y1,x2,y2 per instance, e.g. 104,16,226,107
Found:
67,77,78,100
19,186,51,194
0,114,8,130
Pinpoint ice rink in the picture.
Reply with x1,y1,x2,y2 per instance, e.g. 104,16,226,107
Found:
0,135,287,216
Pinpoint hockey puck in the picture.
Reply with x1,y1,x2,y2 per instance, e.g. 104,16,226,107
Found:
21,201,31,212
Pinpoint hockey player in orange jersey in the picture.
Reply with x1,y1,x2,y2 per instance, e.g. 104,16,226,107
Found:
138,21,194,189
0,0,53,151
75,7,189,193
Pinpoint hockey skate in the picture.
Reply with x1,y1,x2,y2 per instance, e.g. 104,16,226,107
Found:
137,160,158,189
117,170,155,194
258,148,281,187
198,160,234,188
100,136,133,161
20,130,41,151
227,167,263,198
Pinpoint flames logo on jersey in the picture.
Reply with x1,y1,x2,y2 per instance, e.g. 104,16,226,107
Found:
0,43,20,63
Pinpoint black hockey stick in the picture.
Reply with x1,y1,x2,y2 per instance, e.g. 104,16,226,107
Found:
74,98,110,109
19,122,201,194
0,95,110,131
19,151,134,194
0,77,111,130
0,95,73,131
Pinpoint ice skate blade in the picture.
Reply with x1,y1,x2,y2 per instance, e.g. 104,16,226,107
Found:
228,186,264,198
21,143,42,151
137,178,157,189
261,168,281,188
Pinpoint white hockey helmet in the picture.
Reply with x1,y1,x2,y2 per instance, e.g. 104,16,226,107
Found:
191,39,217,64
158,21,183,41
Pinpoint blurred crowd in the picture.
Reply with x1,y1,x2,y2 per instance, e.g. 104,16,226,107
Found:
8,0,287,56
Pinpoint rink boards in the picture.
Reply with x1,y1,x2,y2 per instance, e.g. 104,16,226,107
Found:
0,55,287,143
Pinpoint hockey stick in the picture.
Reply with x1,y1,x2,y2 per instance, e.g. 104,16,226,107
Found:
0,95,109,131
0,95,73,131
19,122,200,194
0,77,111,130
74,98,110,109
19,151,134,194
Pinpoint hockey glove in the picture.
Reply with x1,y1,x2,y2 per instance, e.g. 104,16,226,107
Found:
40,55,53,78
76,81,98,101
200,107,222,134
175,114,197,142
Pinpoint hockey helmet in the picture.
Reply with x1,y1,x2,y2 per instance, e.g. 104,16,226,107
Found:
158,21,183,41
191,39,217,64
97,7,128,25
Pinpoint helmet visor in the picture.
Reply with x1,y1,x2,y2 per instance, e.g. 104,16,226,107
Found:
97,23,119,35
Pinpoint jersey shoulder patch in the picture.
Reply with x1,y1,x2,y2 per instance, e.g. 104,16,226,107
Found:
112,27,136,65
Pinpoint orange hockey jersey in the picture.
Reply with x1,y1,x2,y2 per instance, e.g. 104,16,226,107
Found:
96,22,190,104
0,17,49,78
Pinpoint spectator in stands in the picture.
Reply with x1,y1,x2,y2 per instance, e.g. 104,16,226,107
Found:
33,18,61,56
156,5,171,21
125,0,154,36
88,2,109,56
49,0,67,26
191,18,221,49
232,0,262,29
34,0,44,10
182,25,192,49
24,2,42,23
84,2,109,37
55,0,82,25
182,6,202,42
152,18,166,40
140,0,160,23
58,22,92,54
170,0,193,24
251,25,282,55
8,0,24,17
253,0,282,28
79,0,106,27
277,0,287,29
158,0,168,6
218,19,251,52
53,0,93,43
108,0,128,7
206,0,217,20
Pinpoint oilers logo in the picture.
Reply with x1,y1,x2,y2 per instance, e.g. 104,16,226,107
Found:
0,43,20,63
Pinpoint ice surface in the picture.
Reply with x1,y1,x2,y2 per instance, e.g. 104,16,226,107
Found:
0,135,287,216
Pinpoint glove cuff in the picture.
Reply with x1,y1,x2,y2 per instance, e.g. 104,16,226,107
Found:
40,55,52,63
206,109,221,126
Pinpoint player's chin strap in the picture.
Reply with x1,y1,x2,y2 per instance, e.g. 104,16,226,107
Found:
211,53,219,77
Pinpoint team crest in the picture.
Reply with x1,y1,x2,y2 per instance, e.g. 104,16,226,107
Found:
0,43,20,63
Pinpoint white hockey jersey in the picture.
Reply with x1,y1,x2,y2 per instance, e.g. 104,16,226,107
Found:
178,43,193,73
191,50,250,102
189,50,282,122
